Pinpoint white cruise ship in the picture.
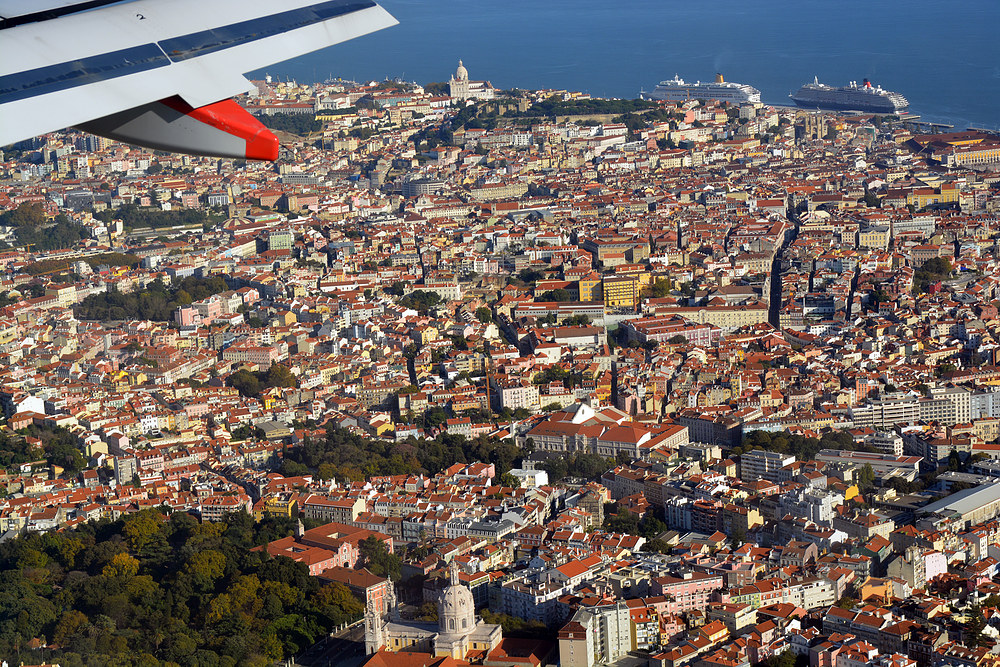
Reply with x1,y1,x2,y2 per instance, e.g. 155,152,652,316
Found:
642,73,761,104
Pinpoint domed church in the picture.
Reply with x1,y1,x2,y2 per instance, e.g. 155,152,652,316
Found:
365,562,502,660
448,59,496,102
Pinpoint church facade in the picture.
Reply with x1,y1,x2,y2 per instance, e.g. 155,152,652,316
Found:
365,563,502,660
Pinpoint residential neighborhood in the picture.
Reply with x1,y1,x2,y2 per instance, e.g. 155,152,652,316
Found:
4,66,1000,667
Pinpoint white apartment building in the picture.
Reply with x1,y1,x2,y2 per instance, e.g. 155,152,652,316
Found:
559,603,632,667
849,394,920,429
495,380,540,412
740,449,795,482
865,432,904,457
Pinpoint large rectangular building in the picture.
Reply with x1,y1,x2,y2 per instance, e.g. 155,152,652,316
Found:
918,482,1000,531
848,394,920,429
740,450,795,482
814,449,922,482
623,315,721,347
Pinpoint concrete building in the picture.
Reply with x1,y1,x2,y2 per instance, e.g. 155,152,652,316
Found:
886,547,947,589
865,432,904,457
814,450,922,482
778,488,840,526
267,229,293,251
740,450,796,482
918,482,1000,531
918,386,971,425
113,455,138,485
558,603,632,667
849,394,920,429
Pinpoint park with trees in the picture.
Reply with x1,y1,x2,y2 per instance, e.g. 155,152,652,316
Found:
0,510,365,666
93,203,224,232
0,203,86,251
225,363,298,399
73,276,230,322
280,426,528,484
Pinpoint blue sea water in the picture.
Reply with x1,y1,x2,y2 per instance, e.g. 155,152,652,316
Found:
251,0,1000,130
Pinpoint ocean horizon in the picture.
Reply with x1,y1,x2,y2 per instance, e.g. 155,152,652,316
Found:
250,0,1000,131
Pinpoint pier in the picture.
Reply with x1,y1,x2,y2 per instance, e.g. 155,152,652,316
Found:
899,115,954,134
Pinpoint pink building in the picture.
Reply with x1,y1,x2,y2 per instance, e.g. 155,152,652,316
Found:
174,306,200,327
652,572,724,613
135,449,165,473
258,536,340,576
193,297,222,322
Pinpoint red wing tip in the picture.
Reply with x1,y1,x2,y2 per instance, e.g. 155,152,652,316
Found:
246,130,280,161
159,96,281,161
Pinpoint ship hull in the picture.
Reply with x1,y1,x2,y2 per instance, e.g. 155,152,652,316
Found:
790,80,908,114
790,96,904,114
648,90,761,104
643,76,761,105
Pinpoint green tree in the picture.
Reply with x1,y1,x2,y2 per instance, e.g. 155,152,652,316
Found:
311,582,364,625
74,275,230,322
424,82,449,96
185,549,227,583
102,552,140,578
0,510,354,662
836,595,857,609
540,289,572,302
254,112,322,135
399,290,443,312
123,510,162,553
478,610,552,639
497,471,520,489
965,602,986,647
518,269,544,284
936,362,958,378
643,538,671,554
648,279,671,298
227,369,262,398
475,306,494,323
761,651,797,667
357,536,401,581
855,463,876,490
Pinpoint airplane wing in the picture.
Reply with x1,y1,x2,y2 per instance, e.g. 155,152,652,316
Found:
0,0,397,160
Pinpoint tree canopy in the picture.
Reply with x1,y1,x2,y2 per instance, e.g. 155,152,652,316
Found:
912,257,953,295
284,427,526,482
0,203,86,251
509,96,657,118
73,276,229,322
539,453,613,483
0,425,86,474
539,289,572,302
357,536,401,581
0,510,364,666
226,363,298,398
23,253,141,277
399,290,443,312
94,203,224,232
735,429,878,462
253,113,322,136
